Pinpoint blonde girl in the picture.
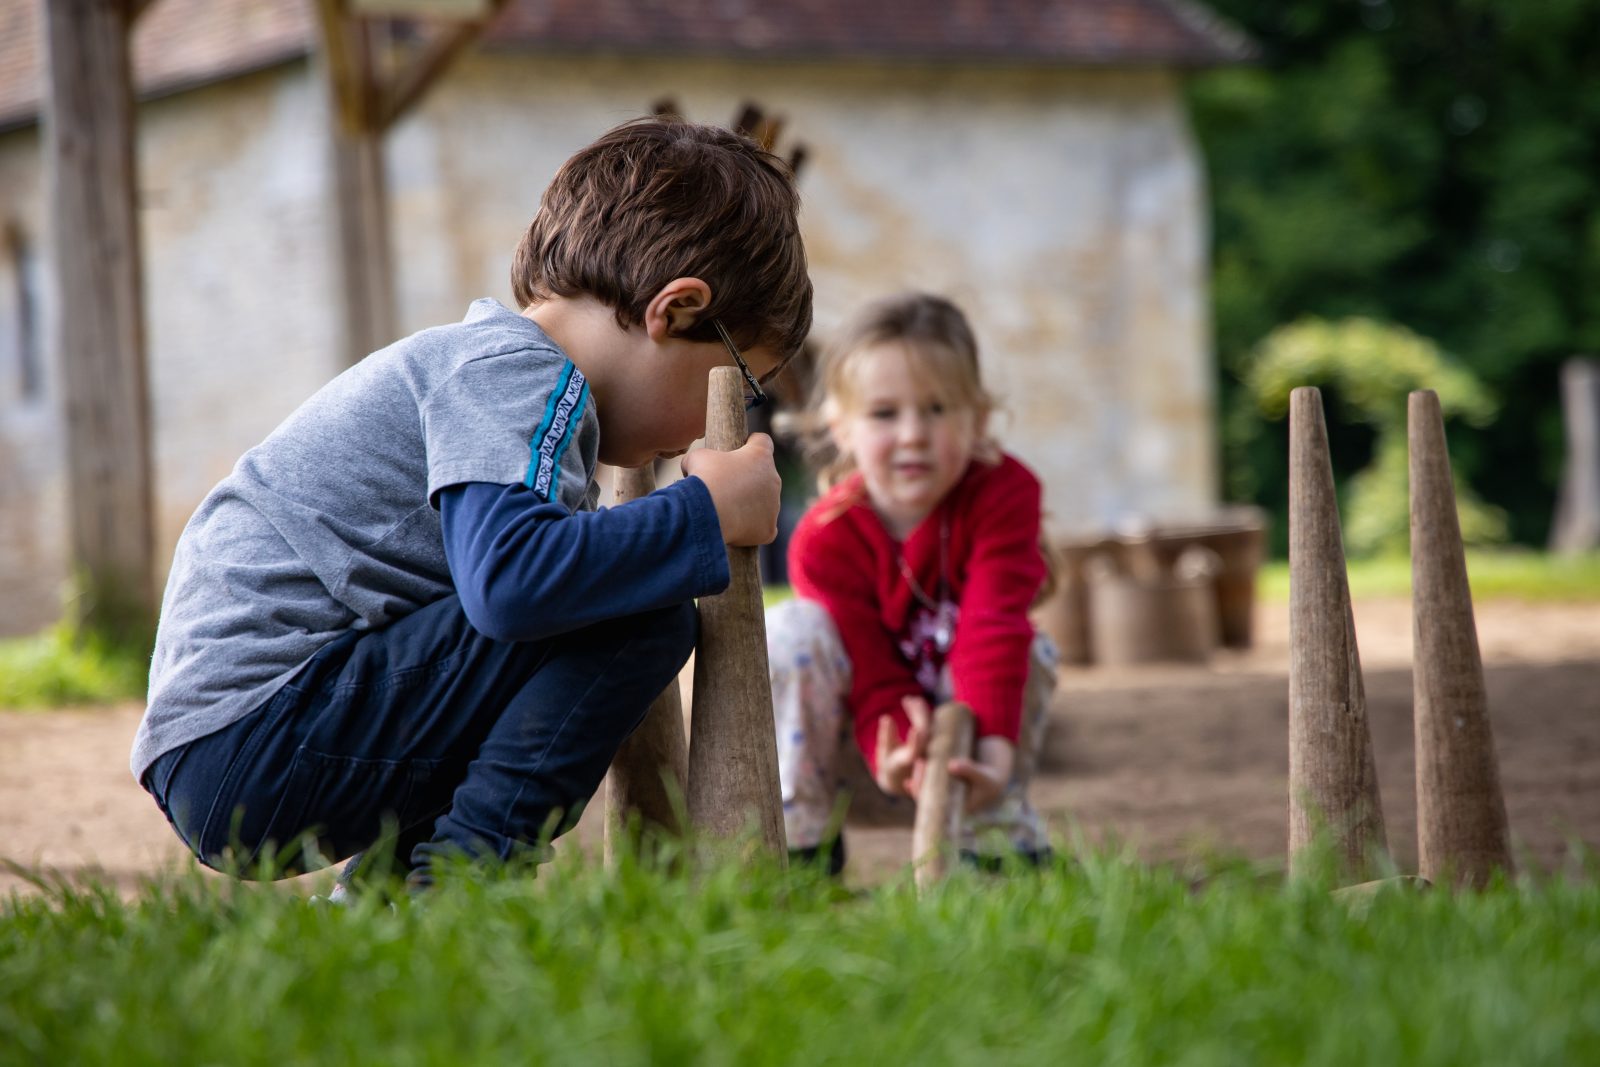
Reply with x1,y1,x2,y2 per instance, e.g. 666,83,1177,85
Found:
768,293,1057,872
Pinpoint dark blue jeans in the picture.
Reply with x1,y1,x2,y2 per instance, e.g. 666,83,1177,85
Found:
141,594,697,880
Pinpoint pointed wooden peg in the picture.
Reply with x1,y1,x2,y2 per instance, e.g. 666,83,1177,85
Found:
686,367,787,858
602,463,690,866
1288,387,1388,881
912,701,976,890
1409,389,1514,889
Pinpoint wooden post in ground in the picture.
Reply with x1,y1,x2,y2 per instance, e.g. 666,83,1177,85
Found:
602,464,691,866
40,0,157,641
1550,358,1600,553
912,701,975,890
1409,390,1514,889
1288,387,1387,881
686,368,787,858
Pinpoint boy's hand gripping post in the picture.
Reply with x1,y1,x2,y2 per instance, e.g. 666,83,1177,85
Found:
686,366,788,858
912,700,976,889
603,463,690,867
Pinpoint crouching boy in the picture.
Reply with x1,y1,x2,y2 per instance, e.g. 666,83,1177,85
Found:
133,118,812,887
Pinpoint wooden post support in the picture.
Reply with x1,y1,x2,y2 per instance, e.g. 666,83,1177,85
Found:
1409,390,1514,889
1550,358,1600,553
40,0,157,641
1288,387,1387,881
314,0,509,365
686,367,787,857
912,701,975,889
603,464,690,865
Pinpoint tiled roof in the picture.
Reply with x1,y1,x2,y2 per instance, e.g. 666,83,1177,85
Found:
0,0,1250,132
0,0,312,132
485,0,1253,67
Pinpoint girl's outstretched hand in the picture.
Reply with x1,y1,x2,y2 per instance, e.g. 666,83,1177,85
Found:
947,741,1012,814
874,695,932,798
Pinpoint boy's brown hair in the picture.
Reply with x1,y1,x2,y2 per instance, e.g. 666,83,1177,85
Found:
511,117,812,368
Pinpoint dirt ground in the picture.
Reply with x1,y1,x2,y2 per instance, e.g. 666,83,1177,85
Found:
3,598,1597,896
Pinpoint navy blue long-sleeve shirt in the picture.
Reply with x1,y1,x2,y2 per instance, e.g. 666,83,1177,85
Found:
437,476,730,643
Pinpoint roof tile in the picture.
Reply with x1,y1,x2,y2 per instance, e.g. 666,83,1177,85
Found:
0,0,1250,131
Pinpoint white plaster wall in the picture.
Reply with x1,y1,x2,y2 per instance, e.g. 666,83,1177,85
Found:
389,54,1218,534
0,127,67,633
0,63,341,634
139,64,343,569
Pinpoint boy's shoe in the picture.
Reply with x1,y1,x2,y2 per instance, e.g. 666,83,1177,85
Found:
958,846,1054,874
307,881,354,906
788,836,847,878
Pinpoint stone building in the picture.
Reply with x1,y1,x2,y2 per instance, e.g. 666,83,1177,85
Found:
0,0,1248,635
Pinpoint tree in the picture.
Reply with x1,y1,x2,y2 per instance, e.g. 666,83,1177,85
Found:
1190,0,1600,549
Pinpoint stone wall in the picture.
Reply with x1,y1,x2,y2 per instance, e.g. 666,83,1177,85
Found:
0,125,62,633
0,52,1217,635
389,54,1218,536
0,64,341,635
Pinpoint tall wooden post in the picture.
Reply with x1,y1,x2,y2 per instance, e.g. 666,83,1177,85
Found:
1409,390,1513,888
329,127,397,363
315,0,509,365
40,0,156,641
317,4,396,364
1288,387,1387,881
686,368,787,857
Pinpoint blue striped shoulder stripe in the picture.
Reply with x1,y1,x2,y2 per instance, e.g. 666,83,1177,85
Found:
524,361,590,504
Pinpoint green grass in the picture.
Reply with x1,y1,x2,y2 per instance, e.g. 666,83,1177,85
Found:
0,622,149,709
1257,549,1600,602
3,847,1597,1065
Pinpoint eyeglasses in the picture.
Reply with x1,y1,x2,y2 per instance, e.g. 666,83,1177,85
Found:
713,319,767,411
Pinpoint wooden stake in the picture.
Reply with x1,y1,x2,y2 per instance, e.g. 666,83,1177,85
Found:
1288,387,1387,881
1409,390,1514,888
602,464,690,866
912,701,975,890
686,368,787,857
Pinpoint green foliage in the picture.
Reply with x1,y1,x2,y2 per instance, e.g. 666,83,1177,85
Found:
2,849,1598,1065
1192,1,1600,548
0,622,149,709
1247,317,1494,426
1245,316,1507,554
1256,548,1600,601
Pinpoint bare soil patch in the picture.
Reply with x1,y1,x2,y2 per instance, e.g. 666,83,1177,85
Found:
3,599,1597,895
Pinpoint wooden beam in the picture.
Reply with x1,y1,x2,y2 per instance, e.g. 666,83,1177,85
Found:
314,0,366,134
316,0,504,361
381,0,509,129
40,0,157,640
328,125,396,363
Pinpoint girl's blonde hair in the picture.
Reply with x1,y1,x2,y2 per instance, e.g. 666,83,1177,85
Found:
788,292,999,488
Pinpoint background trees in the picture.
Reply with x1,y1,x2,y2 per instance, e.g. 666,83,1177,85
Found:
1190,0,1600,552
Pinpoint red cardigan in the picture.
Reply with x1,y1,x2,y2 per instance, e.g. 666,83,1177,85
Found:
788,453,1048,774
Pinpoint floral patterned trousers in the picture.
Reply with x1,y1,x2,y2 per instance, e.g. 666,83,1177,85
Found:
766,598,1058,857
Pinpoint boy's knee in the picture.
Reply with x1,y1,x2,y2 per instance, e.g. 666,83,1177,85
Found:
637,599,698,671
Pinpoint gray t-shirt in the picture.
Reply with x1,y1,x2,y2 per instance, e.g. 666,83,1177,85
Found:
132,299,600,779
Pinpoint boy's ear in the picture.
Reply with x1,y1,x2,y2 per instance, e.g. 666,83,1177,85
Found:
644,277,712,342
